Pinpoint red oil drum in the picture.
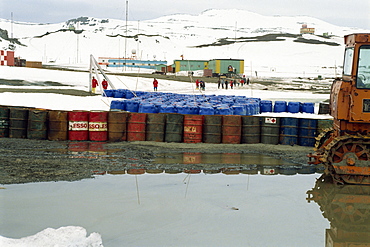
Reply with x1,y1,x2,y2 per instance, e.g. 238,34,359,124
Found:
222,115,241,144
127,113,146,141
183,114,203,143
68,111,89,141
48,110,68,141
89,111,108,141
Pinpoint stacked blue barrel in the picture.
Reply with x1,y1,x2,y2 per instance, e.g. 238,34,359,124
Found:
107,89,266,116
260,100,315,114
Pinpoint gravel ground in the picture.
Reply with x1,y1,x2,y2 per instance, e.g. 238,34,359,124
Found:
0,138,316,185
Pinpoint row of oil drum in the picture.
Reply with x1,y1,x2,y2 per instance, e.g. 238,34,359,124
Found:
0,105,332,146
107,89,316,115
94,164,321,176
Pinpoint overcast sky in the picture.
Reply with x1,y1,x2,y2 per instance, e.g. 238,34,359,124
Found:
0,0,369,30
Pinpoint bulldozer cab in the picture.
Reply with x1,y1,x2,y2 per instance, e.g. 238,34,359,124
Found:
343,34,370,88
338,34,370,121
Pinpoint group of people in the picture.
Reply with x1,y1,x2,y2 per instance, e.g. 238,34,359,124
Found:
91,76,108,94
92,76,250,94
195,79,206,91
217,77,250,89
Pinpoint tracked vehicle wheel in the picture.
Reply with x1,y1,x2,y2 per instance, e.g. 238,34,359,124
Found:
324,137,370,185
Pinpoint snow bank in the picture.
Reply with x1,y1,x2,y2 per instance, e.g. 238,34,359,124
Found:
0,226,103,247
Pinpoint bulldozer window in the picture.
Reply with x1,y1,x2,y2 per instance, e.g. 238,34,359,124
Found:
343,47,353,76
356,45,370,89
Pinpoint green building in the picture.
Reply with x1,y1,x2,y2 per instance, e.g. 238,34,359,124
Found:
173,60,208,73
207,59,244,75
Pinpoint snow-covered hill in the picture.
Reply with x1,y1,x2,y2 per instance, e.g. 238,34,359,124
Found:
0,9,369,78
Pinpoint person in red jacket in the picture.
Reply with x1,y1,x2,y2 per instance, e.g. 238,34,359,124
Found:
195,79,200,89
102,79,108,90
92,76,98,94
153,78,158,91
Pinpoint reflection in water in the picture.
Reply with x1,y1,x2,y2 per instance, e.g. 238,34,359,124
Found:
52,144,321,176
307,175,370,246
155,152,291,166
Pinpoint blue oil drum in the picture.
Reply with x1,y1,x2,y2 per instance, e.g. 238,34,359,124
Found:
260,100,272,112
287,102,300,113
217,106,232,115
245,104,252,116
103,89,115,97
252,102,260,115
113,89,126,98
301,102,315,113
176,105,191,115
135,91,145,97
274,101,287,112
139,103,158,113
188,105,199,115
199,106,215,115
222,99,234,106
279,117,299,145
125,100,139,112
159,105,176,113
125,90,135,99
232,105,246,115
298,118,317,146
110,100,125,110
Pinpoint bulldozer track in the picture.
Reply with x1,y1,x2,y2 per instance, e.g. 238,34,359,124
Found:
322,134,370,185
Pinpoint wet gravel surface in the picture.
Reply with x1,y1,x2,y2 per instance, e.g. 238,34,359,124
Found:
0,138,316,184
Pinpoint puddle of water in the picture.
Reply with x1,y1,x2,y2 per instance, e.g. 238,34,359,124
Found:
154,152,293,166
1,173,331,246
44,143,320,176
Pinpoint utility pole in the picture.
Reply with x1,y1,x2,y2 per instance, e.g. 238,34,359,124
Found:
124,0,128,71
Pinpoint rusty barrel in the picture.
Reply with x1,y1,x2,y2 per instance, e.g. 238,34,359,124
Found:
146,113,166,142
241,116,260,144
9,107,29,138
127,113,146,141
48,110,68,141
108,111,128,142
183,114,203,143
27,109,48,140
89,111,108,141
203,115,222,143
68,111,89,141
0,106,9,137
165,113,184,143
261,117,280,144
222,115,241,144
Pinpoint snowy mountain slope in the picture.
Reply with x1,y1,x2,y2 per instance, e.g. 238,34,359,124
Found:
0,9,369,77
